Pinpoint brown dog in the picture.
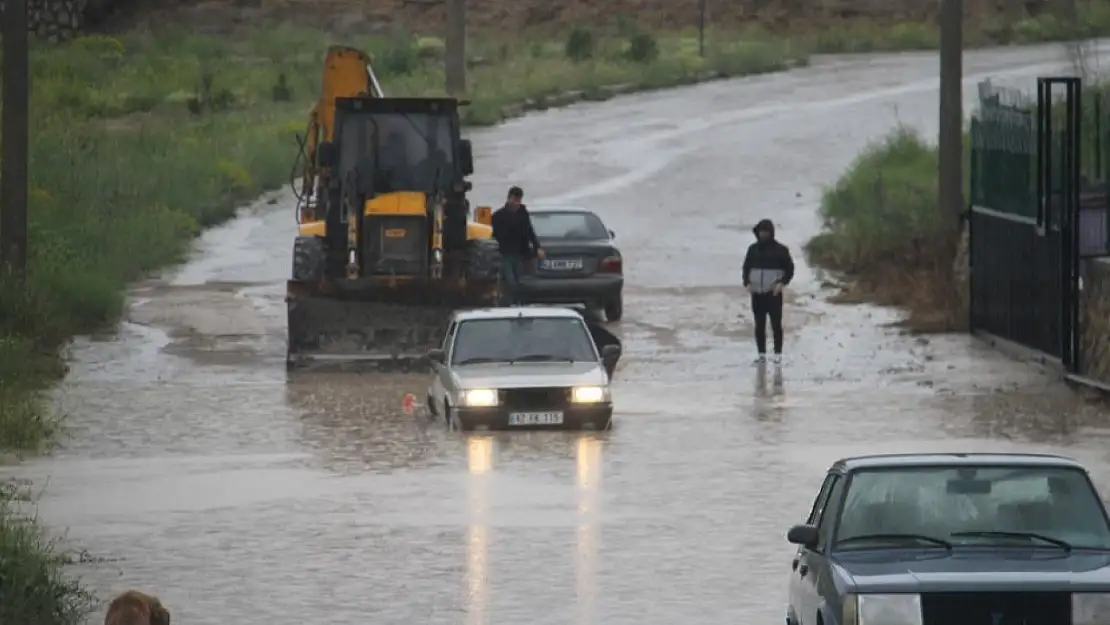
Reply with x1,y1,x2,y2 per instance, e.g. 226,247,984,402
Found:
104,590,170,625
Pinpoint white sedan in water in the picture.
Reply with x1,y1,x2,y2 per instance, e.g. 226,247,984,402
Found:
425,306,621,431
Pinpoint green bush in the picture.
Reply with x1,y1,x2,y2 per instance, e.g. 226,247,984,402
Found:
378,30,421,76
805,127,941,272
564,26,594,62
626,32,660,63
0,483,94,625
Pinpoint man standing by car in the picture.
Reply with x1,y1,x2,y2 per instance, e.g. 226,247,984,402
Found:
742,218,795,364
492,186,545,305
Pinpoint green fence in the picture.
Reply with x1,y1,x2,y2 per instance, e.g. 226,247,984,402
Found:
970,81,1110,221
970,83,1036,219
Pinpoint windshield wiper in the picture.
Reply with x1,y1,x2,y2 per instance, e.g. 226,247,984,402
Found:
950,530,1073,551
509,354,573,363
454,357,503,365
836,533,953,550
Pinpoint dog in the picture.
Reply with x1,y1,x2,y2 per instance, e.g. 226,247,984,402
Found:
104,590,170,625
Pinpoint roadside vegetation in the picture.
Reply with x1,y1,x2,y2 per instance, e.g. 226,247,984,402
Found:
803,128,967,332
804,2,1110,53
0,481,94,625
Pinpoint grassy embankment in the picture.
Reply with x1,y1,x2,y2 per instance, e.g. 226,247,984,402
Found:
804,129,965,331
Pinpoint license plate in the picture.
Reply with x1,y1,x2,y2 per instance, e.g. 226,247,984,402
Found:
542,259,583,270
508,411,564,425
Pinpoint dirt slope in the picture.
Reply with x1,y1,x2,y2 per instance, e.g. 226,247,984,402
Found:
109,0,1046,34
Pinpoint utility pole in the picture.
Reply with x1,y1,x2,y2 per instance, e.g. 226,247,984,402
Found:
698,0,708,57
445,0,466,97
2,0,30,279
938,0,964,232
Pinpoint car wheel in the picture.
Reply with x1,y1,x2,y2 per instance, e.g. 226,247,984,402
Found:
604,295,623,322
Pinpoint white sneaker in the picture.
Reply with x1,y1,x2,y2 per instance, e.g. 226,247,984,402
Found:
771,354,782,364
754,354,767,364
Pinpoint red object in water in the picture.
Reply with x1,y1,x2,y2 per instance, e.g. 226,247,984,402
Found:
401,393,416,415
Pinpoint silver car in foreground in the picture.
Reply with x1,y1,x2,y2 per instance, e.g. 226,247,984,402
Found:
425,306,622,430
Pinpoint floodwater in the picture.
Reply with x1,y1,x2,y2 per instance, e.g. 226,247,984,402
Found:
11,42,1110,624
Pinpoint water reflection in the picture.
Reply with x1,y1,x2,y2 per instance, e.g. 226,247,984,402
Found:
754,363,786,425
576,435,603,624
463,434,603,624
466,436,495,625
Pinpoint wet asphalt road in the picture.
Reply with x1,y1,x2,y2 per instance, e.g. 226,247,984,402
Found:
11,43,1110,624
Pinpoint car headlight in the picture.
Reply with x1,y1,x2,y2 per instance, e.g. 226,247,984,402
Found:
842,593,922,625
461,389,498,407
571,386,608,403
1073,593,1110,625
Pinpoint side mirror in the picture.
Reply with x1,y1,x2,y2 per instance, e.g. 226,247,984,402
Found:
427,348,446,365
608,229,616,239
787,524,820,548
458,139,474,176
317,141,337,168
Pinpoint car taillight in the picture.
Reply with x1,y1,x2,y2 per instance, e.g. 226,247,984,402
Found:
599,255,622,274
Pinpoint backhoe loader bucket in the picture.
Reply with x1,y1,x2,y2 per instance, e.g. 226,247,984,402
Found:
286,279,497,372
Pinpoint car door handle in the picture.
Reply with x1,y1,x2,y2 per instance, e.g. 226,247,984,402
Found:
798,564,809,577
792,557,799,571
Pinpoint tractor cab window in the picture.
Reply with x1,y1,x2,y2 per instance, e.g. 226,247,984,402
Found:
337,112,456,196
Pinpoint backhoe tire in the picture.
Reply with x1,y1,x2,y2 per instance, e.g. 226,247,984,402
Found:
604,295,623,322
292,236,325,282
465,238,501,281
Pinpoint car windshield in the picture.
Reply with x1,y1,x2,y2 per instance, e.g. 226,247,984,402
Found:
530,211,609,240
450,317,598,364
834,465,1110,550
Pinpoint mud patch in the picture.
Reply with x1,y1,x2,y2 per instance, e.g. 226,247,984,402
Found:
126,280,285,364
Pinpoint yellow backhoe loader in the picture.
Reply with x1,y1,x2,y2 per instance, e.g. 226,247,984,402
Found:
286,45,501,371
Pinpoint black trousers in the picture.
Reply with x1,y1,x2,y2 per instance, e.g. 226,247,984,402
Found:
751,292,784,354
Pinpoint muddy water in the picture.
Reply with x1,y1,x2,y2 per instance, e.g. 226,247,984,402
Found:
12,43,1110,624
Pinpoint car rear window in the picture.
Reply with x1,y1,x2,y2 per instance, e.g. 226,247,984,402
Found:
835,465,1110,549
530,211,609,240
451,317,597,365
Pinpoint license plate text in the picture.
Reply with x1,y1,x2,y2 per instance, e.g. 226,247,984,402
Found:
508,411,564,425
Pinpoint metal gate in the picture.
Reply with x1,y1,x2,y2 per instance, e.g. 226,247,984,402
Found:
969,77,1082,369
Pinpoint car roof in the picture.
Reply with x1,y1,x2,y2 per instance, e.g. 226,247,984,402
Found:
452,306,585,322
833,453,1085,472
527,205,596,214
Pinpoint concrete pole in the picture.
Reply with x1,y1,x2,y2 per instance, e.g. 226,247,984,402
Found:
445,0,466,97
2,0,30,278
698,0,707,57
938,0,964,231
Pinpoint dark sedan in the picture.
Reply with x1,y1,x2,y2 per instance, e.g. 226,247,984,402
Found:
517,205,624,322
786,453,1110,625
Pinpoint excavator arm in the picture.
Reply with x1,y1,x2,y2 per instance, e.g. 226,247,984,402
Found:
298,46,385,224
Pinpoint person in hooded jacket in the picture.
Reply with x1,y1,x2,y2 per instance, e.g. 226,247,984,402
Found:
742,218,795,363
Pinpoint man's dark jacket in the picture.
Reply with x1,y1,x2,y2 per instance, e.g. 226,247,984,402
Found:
742,219,794,295
492,204,541,257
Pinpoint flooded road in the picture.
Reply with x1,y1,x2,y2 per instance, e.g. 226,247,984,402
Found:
14,43,1110,624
